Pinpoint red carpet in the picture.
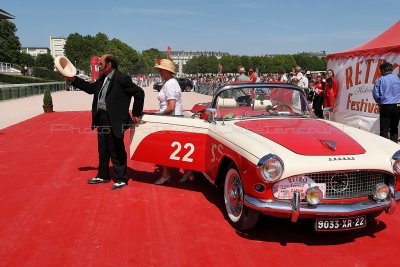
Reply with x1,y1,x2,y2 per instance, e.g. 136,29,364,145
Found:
0,111,399,267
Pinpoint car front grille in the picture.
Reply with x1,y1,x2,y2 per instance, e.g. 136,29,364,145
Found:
305,171,389,199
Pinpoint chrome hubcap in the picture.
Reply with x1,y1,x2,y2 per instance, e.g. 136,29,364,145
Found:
227,173,243,217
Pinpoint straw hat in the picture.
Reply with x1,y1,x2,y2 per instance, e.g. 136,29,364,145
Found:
54,56,77,77
154,59,176,74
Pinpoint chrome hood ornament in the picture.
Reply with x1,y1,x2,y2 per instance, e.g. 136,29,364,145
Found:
320,139,336,151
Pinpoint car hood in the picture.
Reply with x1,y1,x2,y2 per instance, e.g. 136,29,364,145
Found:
234,119,365,156
209,118,399,176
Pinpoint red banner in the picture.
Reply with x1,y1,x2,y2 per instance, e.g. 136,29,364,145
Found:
167,46,172,59
90,56,99,81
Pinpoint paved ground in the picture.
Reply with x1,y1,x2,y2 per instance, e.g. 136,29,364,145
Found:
1,111,399,267
0,84,212,130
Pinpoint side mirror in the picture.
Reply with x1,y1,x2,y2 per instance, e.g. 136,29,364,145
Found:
205,108,217,124
323,107,333,120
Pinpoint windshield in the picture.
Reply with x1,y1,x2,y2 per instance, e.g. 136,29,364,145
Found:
213,86,313,120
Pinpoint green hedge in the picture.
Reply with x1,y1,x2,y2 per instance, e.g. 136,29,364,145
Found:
32,67,65,81
0,73,51,84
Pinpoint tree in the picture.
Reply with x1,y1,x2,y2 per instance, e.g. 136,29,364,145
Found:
219,55,235,73
107,38,139,74
136,48,166,75
64,33,96,74
64,32,139,75
92,33,109,56
240,55,252,71
35,53,54,70
0,20,21,63
183,53,326,75
270,55,296,73
20,53,35,67
183,57,200,74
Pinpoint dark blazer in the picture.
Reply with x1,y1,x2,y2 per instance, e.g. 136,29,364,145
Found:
72,70,145,138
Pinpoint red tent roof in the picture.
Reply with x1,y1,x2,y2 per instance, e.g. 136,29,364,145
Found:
327,20,400,60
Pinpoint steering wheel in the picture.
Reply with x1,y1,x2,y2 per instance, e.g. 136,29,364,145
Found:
268,104,295,115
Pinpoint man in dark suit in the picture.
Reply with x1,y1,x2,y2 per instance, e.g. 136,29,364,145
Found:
67,54,145,190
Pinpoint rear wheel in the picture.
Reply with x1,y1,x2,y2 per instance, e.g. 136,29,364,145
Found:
224,164,259,230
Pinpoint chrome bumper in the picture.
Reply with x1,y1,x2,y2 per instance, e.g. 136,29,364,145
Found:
244,191,400,223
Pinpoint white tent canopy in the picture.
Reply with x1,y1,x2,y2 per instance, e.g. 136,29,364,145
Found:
327,20,400,133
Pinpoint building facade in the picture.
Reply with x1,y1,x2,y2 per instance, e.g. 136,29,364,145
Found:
49,36,67,58
20,47,50,57
0,9,15,19
263,51,327,58
164,50,229,75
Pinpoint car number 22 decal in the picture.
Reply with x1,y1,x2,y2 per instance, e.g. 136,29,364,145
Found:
169,141,195,162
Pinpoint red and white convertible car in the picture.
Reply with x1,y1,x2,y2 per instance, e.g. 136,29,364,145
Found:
130,83,400,231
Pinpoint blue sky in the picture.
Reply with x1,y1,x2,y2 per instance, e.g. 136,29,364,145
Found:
2,0,400,55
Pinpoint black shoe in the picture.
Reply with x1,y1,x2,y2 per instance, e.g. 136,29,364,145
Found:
87,177,110,184
111,181,127,190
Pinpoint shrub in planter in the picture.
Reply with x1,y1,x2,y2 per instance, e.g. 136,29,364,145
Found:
43,88,53,113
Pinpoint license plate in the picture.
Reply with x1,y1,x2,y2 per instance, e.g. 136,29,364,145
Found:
315,216,367,231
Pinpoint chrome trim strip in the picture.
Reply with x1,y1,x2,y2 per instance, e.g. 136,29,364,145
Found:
295,170,389,199
391,150,400,160
244,195,397,217
257,153,281,166
257,154,284,183
395,191,400,202
386,197,396,215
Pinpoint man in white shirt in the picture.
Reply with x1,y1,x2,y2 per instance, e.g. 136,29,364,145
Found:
291,66,308,90
236,67,250,82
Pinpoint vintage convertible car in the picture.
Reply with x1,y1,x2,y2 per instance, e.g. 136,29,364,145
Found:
130,83,400,231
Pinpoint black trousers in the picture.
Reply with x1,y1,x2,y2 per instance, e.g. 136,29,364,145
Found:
379,104,400,142
95,111,127,182
313,95,324,119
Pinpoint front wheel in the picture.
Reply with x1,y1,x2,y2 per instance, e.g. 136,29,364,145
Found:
224,165,259,230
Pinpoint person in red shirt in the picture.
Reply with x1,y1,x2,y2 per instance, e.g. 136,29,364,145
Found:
248,68,257,83
312,73,325,118
324,69,338,108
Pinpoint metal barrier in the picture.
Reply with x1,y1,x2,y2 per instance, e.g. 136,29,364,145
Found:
194,82,224,96
0,82,66,101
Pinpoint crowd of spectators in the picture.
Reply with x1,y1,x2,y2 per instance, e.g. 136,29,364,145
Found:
183,66,335,118
131,65,337,119
187,67,324,94
132,74,157,87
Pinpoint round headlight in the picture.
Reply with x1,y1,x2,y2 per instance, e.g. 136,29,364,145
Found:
393,159,400,175
373,183,389,200
260,157,284,182
306,186,323,205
